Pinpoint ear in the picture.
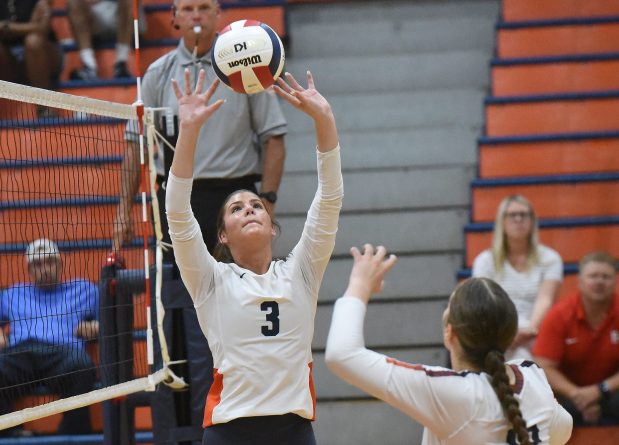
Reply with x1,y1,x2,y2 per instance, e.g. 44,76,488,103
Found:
443,323,456,351
219,230,228,245
271,226,276,238
171,5,180,30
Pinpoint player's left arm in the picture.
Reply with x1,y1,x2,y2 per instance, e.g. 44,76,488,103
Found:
527,279,561,334
259,135,285,216
75,282,100,341
527,250,563,338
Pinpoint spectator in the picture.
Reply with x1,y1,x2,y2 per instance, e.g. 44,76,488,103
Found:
68,0,138,80
534,251,619,426
112,0,286,257
472,194,563,360
0,239,99,437
0,0,63,116
325,245,572,445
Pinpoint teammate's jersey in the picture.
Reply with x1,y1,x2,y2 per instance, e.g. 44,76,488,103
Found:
326,297,573,445
167,146,343,426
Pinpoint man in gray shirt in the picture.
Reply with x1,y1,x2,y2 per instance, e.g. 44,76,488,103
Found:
112,0,286,256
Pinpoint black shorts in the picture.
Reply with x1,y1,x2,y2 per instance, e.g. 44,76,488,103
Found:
202,413,316,445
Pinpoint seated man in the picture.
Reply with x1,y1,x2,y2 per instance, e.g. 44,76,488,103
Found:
67,0,142,80
533,251,619,426
0,239,99,437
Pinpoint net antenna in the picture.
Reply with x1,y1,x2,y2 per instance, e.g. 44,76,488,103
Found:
0,0,181,431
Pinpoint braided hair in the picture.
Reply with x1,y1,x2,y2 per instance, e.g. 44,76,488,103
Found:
448,278,532,445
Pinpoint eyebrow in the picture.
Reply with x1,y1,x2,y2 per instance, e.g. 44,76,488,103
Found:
228,198,261,208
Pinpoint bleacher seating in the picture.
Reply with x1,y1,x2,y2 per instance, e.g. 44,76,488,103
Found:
461,0,619,300
462,0,619,440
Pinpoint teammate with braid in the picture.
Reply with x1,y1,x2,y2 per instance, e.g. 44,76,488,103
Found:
326,244,572,445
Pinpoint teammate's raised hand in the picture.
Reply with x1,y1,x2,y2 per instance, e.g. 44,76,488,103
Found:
345,244,397,305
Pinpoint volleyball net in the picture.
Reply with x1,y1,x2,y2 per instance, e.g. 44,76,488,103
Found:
0,79,180,431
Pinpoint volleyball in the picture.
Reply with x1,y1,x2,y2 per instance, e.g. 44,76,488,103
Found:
211,20,285,94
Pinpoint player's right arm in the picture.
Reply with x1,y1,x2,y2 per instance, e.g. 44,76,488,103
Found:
166,69,224,302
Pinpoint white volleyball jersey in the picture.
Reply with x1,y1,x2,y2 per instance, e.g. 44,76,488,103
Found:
166,146,343,426
326,297,573,445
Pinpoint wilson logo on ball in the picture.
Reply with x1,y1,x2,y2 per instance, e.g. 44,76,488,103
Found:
211,20,285,95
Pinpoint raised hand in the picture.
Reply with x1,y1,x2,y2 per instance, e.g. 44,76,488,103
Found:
274,71,333,122
171,68,224,130
345,244,398,305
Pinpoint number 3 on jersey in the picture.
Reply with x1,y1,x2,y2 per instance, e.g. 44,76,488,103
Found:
261,301,280,336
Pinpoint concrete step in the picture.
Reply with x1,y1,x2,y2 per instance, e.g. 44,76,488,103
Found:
313,347,447,399
284,125,480,173
289,14,497,58
285,50,491,94
282,88,485,134
314,399,423,445
313,299,446,350
319,253,461,302
273,208,468,258
278,165,474,214
288,0,498,58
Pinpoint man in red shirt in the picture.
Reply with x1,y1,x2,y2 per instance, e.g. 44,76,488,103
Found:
533,251,619,426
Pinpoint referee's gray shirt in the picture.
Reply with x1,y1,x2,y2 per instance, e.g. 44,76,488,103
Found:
126,40,287,179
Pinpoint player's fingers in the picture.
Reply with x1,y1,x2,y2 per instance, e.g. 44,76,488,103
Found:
350,246,361,260
194,69,206,95
374,245,387,261
276,77,294,95
171,78,182,99
206,99,225,115
285,72,304,91
383,254,398,273
204,78,220,102
306,70,315,90
273,85,301,107
184,68,192,95
362,243,374,257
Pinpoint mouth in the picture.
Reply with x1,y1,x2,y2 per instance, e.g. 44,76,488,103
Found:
243,220,261,228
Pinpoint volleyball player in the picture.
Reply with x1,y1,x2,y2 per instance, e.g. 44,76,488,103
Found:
165,68,342,444
326,245,573,445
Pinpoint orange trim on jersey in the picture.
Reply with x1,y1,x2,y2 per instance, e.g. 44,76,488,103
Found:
203,368,223,427
308,362,316,420
386,358,425,371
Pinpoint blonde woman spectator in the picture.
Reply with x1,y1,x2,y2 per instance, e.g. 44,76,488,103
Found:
472,195,563,360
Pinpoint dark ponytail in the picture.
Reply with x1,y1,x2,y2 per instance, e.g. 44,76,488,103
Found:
485,350,532,445
448,278,531,444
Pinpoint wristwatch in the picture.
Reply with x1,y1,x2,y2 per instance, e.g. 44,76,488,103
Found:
259,191,277,204
599,380,611,400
